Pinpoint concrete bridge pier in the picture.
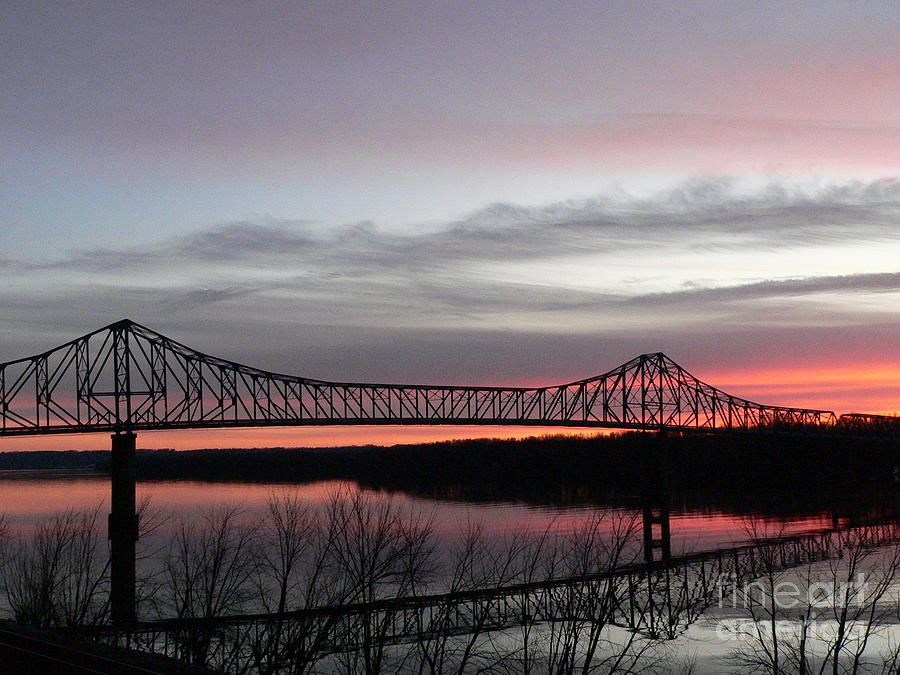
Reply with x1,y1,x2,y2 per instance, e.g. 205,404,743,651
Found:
109,431,138,628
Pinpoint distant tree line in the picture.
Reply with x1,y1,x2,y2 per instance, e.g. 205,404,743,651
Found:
94,432,900,519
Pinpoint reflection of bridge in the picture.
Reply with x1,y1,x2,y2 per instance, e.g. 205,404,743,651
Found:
1,320,897,627
74,521,900,673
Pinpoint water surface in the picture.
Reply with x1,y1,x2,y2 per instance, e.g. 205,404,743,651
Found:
0,471,837,555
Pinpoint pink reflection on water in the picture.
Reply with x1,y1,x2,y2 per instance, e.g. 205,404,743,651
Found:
0,473,834,553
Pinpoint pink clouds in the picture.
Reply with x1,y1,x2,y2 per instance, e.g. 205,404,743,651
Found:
704,362,900,415
459,115,900,175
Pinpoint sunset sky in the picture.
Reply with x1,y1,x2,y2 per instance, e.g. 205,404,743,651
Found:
1,1,897,450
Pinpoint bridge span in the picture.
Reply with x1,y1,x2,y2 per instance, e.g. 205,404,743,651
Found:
1,319,887,437
1,320,896,628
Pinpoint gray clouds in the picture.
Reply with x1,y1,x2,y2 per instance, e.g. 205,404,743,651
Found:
1,1,897,425
36,177,900,275
0,177,897,393
630,272,900,306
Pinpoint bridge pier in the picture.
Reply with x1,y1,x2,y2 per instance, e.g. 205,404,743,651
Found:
109,431,138,628
641,431,672,564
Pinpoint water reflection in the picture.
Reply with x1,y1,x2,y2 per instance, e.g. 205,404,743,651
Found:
0,471,874,554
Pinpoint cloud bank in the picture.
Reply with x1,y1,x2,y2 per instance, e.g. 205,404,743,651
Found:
1,177,897,415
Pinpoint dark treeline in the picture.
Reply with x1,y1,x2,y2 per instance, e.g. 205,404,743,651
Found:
84,432,900,519
0,450,109,471
5,433,897,518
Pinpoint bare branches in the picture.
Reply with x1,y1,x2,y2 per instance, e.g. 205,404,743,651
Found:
9,496,900,674
327,489,437,675
158,504,258,666
0,506,109,628
725,521,900,675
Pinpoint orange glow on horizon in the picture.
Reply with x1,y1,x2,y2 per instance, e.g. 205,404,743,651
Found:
702,362,899,415
0,426,613,452
708,364,900,388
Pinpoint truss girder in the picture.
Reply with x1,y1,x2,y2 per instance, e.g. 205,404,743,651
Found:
0,320,889,438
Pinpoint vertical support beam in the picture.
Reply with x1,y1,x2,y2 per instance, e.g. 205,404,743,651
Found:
109,431,138,628
148,339,166,423
0,366,6,433
112,325,132,427
641,431,672,564
642,500,671,563
75,339,90,426
35,356,49,428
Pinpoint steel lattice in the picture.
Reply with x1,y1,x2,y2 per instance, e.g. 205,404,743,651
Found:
0,320,894,437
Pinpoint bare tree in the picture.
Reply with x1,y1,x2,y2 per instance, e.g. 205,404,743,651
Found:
878,635,900,675
478,510,670,674
796,527,900,675
1,506,109,628
412,518,532,674
727,522,900,675
0,512,9,610
246,490,351,674
532,510,670,674
134,494,170,621
159,504,259,666
0,512,8,562
478,520,561,674
327,489,437,675
723,518,797,674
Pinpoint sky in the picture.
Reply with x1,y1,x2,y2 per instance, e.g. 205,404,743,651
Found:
1,1,897,450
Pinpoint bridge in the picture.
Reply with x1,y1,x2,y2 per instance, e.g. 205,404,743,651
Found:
3,319,889,437
1,320,896,628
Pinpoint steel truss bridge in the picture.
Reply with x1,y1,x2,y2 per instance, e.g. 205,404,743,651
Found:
1,320,896,629
0,319,894,438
